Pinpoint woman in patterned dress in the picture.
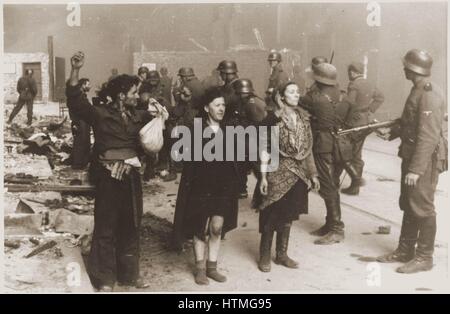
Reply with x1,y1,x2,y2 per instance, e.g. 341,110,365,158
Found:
256,82,320,272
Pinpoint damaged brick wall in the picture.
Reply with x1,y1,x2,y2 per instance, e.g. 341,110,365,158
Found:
3,53,50,104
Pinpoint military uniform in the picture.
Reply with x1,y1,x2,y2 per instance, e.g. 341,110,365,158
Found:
342,76,384,193
300,85,353,233
183,76,204,108
8,74,37,125
390,80,445,217
266,63,289,110
377,49,447,274
221,78,241,124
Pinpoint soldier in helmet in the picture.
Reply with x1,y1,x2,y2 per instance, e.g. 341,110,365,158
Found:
376,49,447,274
299,63,358,245
217,60,241,121
233,79,268,124
233,78,278,203
305,56,328,93
266,51,289,110
174,67,203,108
341,62,385,196
216,60,249,197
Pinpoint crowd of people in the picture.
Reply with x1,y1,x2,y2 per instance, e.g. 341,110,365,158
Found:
63,48,446,292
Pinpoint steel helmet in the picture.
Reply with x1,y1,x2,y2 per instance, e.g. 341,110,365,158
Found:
217,60,238,74
233,79,255,94
267,51,282,62
178,67,195,77
403,49,432,76
311,56,328,70
138,66,150,75
313,63,338,86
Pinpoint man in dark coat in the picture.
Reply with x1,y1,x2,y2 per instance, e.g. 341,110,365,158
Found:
8,69,38,125
174,67,203,108
376,49,447,274
217,60,240,121
66,77,92,169
299,63,358,245
341,62,385,195
66,51,152,292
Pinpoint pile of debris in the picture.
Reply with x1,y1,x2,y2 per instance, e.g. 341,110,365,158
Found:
5,116,74,170
4,115,96,261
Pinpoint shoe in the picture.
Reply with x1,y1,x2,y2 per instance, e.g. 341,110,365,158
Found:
194,260,209,285
97,285,114,292
309,224,329,237
396,256,433,274
117,277,150,289
162,172,177,182
314,231,344,245
376,248,415,263
274,226,298,269
341,183,360,195
258,231,274,272
206,261,227,282
397,216,436,274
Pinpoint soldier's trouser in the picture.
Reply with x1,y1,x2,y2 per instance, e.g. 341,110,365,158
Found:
400,159,439,218
314,152,345,232
397,211,419,253
350,136,366,178
71,120,91,169
8,97,33,124
88,167,142,287
399,159,439,258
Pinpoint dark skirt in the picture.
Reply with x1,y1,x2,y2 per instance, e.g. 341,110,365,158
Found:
183,194,237,241
259,178,308,233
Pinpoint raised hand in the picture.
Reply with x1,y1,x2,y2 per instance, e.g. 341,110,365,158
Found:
71,51,85,69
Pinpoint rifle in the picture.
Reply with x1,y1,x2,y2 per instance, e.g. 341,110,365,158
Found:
330,50,335,64
336,119,399,136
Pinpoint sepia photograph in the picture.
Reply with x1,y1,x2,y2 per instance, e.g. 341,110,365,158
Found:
1,0,448,296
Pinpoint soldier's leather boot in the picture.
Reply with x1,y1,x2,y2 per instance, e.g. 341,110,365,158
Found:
274,225,298,268
377,212,418,263
314,199,345,245
397,216,436,274
309,223,330,237
258,231,274,272
341,162,362,195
